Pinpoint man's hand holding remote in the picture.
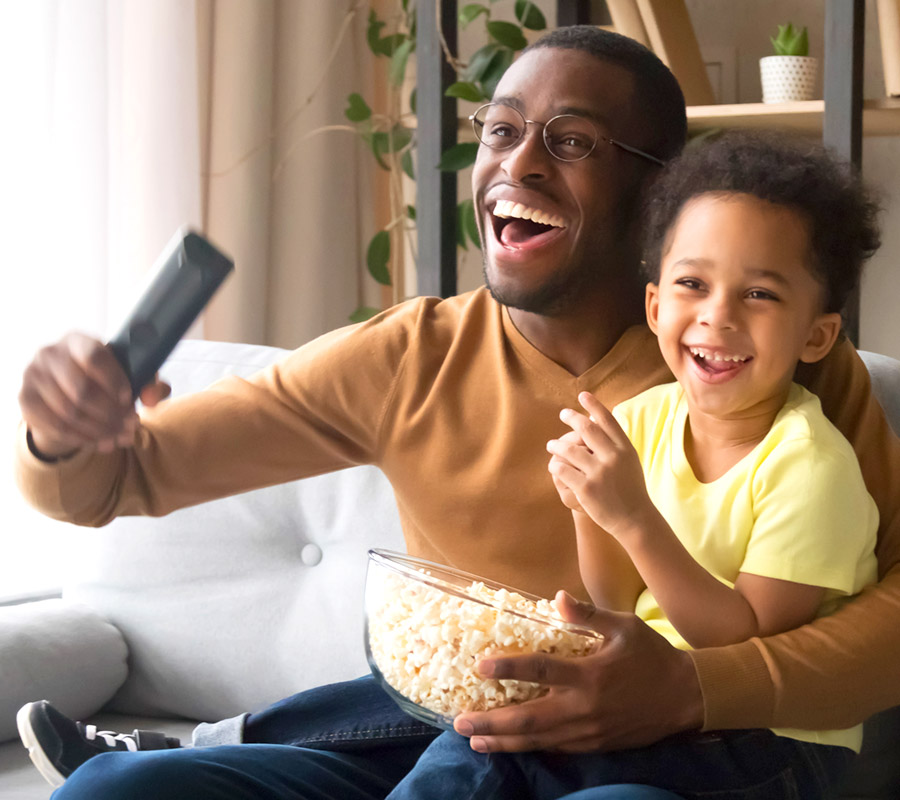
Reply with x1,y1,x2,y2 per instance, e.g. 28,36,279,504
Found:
19,332,170,461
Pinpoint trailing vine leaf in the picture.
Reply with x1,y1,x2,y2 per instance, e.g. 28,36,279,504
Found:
437,142,479,171
345,92,371,122
372,125,413,169
409,87,417,114
460,3,490,27
446,81,487,102
378,33,407,56
366,10,385,54
350,305,382,323
480,47,515,98
362,131,390,170
406,204,416,220
366,231,392,285
366,8,407,57
514,0,546,30
401,148,415,180
486,20,528,50
390,39,415,87
466,43,503,83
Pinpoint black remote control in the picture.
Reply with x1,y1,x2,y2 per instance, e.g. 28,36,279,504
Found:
108,229,234,397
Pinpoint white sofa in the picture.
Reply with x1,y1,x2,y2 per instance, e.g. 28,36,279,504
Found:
1,339,899,800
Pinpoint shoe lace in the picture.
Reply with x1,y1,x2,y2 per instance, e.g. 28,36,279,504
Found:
84,724,138,751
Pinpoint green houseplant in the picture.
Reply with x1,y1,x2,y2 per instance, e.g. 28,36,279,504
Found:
760,23,818,103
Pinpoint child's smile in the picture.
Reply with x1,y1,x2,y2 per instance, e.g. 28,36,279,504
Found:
646,192,841,426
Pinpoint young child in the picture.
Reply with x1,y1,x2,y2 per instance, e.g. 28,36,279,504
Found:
547,130,880,789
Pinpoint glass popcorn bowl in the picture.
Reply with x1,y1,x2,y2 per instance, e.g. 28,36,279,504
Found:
364,548,603,731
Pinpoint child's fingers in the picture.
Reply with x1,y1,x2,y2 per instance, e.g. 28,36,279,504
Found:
548,454,586,488
547,437,597,473
576,392,631,448
560,407,616,457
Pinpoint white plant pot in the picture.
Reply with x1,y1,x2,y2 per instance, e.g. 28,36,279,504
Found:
760,55,818,103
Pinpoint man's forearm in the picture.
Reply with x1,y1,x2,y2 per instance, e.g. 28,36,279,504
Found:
693,566,900,732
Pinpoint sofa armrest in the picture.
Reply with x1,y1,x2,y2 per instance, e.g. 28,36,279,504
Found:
0,600,128,742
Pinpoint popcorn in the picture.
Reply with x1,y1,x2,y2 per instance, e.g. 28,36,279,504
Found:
366,569,600,719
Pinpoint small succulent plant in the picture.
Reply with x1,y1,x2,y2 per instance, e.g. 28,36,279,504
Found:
771,23,810,57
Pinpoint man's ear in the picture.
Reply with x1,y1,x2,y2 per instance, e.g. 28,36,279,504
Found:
799,312,842,363
645,283,660,335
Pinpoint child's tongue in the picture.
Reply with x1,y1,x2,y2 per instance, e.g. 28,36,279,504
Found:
500,219,552,246
701,357,741,374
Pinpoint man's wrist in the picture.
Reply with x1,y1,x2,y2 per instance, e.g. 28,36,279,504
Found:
26,429,78,463
673,646,706,732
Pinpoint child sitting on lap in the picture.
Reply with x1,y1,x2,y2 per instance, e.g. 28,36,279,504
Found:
548,129,880,772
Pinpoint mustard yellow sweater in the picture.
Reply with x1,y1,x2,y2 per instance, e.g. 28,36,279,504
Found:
15,288,900,733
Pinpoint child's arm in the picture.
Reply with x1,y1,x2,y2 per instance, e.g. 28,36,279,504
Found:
548,432,644,611
548,391,825,648
572,509,647,612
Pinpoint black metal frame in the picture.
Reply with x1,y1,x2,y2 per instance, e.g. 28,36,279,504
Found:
415,0,458,298
823,0,865,344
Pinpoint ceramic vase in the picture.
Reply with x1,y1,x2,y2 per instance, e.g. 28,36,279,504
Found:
759,55,818,103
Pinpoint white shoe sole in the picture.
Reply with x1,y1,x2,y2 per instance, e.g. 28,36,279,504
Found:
16,703,66,788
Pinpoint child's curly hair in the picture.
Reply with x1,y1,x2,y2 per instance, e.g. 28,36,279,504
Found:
641,130,881,313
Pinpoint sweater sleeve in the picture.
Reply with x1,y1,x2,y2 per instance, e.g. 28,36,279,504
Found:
690,338,900,731
13,299,428,527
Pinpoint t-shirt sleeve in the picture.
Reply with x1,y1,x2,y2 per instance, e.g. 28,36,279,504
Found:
742,437,878,595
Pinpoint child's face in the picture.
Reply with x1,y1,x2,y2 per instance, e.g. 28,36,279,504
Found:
646,192,841,421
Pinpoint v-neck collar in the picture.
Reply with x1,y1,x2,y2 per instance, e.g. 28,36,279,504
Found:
500,303,659,391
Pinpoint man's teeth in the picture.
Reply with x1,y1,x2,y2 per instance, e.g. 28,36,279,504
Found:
689,347,750,363
493,199,564,228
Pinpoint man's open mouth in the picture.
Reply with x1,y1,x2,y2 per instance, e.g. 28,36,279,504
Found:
492,199,566,247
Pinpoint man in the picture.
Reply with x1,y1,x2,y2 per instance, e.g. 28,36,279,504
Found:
14,26,900,800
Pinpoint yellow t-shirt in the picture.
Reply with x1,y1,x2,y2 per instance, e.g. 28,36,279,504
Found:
614,381,879,750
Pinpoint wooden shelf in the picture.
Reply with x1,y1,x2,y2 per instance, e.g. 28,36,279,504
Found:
687,97,900,136
448,97,900,143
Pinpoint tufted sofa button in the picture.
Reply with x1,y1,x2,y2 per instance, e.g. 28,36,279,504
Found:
300,543,323,567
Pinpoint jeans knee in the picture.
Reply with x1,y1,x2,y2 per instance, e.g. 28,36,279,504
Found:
55,751,212,800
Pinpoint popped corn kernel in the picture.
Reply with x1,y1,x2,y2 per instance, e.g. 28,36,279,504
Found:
367,570,600,720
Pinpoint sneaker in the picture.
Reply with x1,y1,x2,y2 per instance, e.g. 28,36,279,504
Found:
16,700,182,787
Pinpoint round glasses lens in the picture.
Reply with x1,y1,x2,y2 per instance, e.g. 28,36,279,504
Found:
473,105,525,149
543,116,598,161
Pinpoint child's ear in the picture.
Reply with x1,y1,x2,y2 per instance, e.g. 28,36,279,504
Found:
645,283,660,334
799,312,842,363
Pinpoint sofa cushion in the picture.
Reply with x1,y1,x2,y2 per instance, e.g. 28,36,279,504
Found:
62,339,405,723
859,350,900,435
0,599,127,742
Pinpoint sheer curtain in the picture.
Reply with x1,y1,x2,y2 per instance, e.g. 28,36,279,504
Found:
0,0,377,598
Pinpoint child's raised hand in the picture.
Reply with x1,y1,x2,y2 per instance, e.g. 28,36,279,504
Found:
547,430,587,512
547,392,653,536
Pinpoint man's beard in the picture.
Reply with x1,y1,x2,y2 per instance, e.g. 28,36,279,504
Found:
482,254,601,317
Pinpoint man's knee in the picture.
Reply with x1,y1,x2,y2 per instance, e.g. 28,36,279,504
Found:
55,750,218,800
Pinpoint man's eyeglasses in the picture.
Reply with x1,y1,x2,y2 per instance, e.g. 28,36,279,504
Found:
469,103,665,167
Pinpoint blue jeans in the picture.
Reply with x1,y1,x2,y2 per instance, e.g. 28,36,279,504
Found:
55,676,852,800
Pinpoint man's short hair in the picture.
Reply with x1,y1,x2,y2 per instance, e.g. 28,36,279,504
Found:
525,25,687,162
641,130,882,314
